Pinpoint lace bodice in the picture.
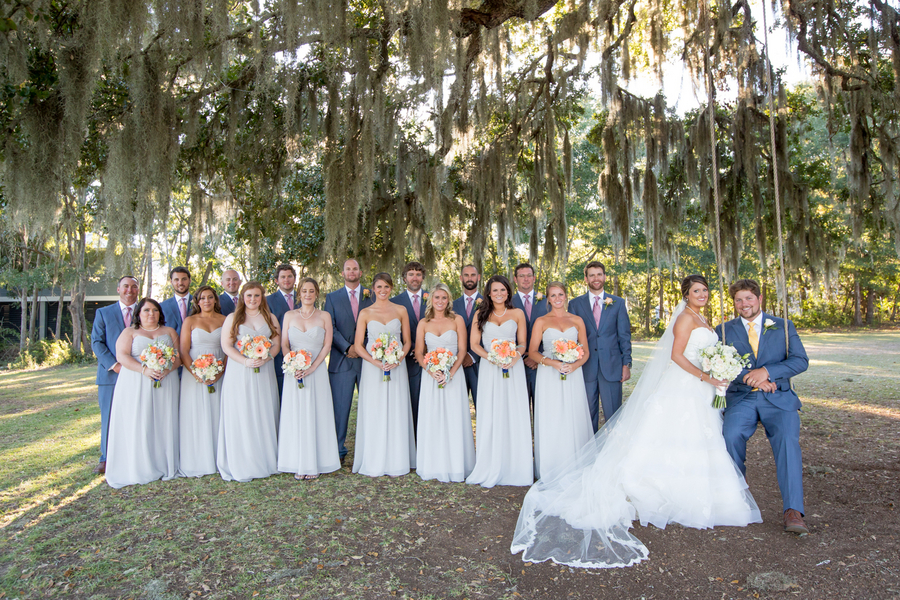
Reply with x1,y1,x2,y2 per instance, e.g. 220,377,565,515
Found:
425,330,458,355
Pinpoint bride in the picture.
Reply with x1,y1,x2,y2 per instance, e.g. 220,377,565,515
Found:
511,275,762,568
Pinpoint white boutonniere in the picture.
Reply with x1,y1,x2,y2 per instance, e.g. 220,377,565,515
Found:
763,318,776,332
535,292,544,301
362,288,371,299
604,297,614,306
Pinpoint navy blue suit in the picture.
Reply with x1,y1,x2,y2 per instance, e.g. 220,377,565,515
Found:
219,292,238,316
511,290,550,403
452,293,484,407
717,314,809,513
267,290,294,395
160,295,192,335
568,291,632,431
391,291,427,432
324,286,374,458
90,302,129,462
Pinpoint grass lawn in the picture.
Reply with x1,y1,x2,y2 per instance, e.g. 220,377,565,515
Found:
0,330,898,599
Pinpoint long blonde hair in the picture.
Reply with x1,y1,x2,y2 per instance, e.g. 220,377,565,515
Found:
424,282,457,321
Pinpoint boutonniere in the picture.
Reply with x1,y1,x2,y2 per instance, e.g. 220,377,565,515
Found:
534,292,544,301
422,292,429,301
362,288,371,299
604,297,614,306
475,298,483,306
763,318,776,332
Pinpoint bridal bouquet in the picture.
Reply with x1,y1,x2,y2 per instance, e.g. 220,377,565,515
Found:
236,334,273,373
192,354,224,393
370,333,404,381
698,342,751,408
488,339,518,378
551,339,584,380
140,341,177,388
424,348,456,389
283,349,313,389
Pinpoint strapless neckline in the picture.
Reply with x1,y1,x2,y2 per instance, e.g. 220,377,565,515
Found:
368,318,401,327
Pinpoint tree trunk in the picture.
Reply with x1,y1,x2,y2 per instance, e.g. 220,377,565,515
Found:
643,265,652,335
865,287,875,325
891,280,899,321
55,288,64,340
761,280,768,313
67,224,90,355
249,218,260,279
19,288,28,351
145,235,153,297
852,277,863,327
199,260,213,287
658,268,665,327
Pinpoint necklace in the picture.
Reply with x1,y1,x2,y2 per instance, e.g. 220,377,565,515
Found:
245,309,261,317
299,308,315,320
686,306,708,324
492,307,508,318
142,324,161,332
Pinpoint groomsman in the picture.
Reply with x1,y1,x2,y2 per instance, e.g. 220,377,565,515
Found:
718,279,810,534
267,264,297,394
452,264,483,407
325,259,374,462
90,275,139,474
568,261,632,432
511,262,549,403
219,269,242,316
160,266,192,335
391,261,427,432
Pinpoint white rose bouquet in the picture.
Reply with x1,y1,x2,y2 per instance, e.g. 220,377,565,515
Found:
698,342,752,408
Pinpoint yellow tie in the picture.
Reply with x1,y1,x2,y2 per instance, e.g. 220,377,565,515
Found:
748,322,759,356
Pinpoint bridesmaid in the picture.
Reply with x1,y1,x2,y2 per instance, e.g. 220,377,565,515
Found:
528,282,593,479
178,285,227,477
277,277,340,480
465,275,534,487
105,298,181,488
414,282,475,482
217,281,281,482
352,273,416,477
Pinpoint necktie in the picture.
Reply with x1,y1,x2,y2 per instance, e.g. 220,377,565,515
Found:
124,306,132,327
286,293,294,311
748,321,759,356
180,297,187,321
412,294,420,321
593,296,602,329
350,289,359,321
466,296,473,319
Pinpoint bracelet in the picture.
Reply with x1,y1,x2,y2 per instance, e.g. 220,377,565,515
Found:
699,372,704,382
540,357,546,366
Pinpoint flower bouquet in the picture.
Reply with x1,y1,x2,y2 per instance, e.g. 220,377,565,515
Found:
551,339,584,380
192,354,225,393
488,339,518,378
140,341,178,388
283,349,313,389
236,334,273,373
698,342,752,408
424,347,456,389
370,333,404,381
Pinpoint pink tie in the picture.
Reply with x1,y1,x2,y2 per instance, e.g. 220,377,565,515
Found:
350,289,359,321
524,294,532,320
412,294,420,321
593,296,602,329
286,293,294,310
124,306,132,327
466,296,473,318
180,297,187,321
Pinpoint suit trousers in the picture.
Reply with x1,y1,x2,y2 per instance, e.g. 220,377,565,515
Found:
463,363,479,408
330,369,361,458
723,391,804,514
408,362,422,436
98,384,115,462
584,376,623,433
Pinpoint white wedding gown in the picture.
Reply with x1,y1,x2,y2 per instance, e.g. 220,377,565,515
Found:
511,302,761,568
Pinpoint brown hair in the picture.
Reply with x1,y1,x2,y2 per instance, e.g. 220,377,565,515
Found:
132,297,165,329
372,272,394,289
230,281,278,341
545,281,567,309
476,275,514,330
402,261,426,278
728,279,762,299
424,283,457,321
681,274,710,298
189,285,222,316
513,262,535,278
583,261,606,277
274,264,296,279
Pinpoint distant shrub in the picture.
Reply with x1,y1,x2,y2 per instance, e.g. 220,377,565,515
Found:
792,299,850,329
5,338,95,370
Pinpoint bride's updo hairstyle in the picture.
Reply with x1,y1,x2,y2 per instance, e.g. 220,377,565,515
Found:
372,272,393,291
680,274,710,299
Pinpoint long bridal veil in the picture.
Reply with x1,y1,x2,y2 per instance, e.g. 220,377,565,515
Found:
510,301,688,568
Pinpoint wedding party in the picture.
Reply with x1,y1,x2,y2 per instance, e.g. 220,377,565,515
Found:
2,0,899,598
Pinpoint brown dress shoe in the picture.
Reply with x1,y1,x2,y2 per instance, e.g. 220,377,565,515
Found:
783,509,809,534
92,461,106,474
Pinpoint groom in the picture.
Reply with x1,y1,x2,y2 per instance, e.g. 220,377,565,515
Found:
717,279,810,535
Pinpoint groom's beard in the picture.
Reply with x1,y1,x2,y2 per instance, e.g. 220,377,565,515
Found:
589,284,605,293
462,281,478,291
